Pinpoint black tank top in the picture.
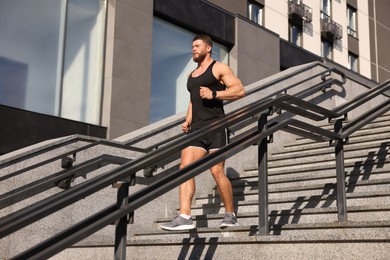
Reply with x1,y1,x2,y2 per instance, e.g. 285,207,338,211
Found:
187,60,226,129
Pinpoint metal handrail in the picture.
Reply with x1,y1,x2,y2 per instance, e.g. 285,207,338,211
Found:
11,90,390,258
3,67,390,259
0,62,343,189
0,63,342,179
0,94,337,236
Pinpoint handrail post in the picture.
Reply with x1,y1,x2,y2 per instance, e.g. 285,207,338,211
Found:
258,113,270,235
334,119,348,222
114,173,135,260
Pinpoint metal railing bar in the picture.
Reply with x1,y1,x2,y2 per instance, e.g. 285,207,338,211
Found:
123,63,341,147
0,155,130,210
277,102,329,121
0,136,90,169
289,119,343,140
283,95,340,118
282,125,331,142
125,62,332,145
0,91,353,238
5,72,390,258
1,64,340,174
293,78,339,98
236,63,341,99
0,95,342,239
342,101,390,136
6,92,387,256
0,99,269,237
9,127,266,259
0,139,142,182
333,80,390,115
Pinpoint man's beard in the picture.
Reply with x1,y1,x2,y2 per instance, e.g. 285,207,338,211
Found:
193,52,207,62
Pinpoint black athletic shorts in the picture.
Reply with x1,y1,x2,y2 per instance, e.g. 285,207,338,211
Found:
189,128,229,152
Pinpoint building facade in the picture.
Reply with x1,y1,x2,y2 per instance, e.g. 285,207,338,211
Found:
0,0,389,154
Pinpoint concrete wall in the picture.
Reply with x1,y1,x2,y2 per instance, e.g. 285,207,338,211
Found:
368,0,390,82
102,0,154,139
231,17,280,86
357,0,372,79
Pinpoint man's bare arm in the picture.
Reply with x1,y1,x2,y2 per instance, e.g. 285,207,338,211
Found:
182,101,192,133
199,62,245,100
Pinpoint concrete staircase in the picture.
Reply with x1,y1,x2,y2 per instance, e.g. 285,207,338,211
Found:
127,113,390,259
2,62,389,259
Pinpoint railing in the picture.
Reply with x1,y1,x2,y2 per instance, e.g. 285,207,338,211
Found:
2,64,390,259
288,0,312,25
321,16,343,41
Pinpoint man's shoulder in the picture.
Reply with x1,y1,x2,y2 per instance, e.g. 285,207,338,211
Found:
213,61,231,74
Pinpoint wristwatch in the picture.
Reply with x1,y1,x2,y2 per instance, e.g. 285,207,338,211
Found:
212,90,217,99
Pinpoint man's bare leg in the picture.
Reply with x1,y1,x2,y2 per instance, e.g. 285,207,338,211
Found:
209,159,234,213
179,146,207,215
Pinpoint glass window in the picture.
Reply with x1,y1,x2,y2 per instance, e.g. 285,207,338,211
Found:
60,0,107,124
320,0,331,19
322,40,333,59
0,0,106,125
150,18,228,123
348,52,359,72
248,1,264,26
347,5,357,38
289,24,302,46
0,0,64,113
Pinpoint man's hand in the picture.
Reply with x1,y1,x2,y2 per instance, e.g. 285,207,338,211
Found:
182,121,191,133
200,86,213,100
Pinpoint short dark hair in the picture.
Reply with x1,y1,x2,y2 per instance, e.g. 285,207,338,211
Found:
193,34,213,49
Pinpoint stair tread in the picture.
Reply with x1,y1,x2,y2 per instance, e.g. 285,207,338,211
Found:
130,220,390,243
244,158,390,174
194,189,390,207
157,204,390,223
205,177,390,197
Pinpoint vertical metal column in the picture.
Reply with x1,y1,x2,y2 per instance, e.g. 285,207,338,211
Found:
114,173,135,260
334,119,348,222
258,114,269,235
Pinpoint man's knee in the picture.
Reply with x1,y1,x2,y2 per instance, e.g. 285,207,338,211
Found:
210,165,225,179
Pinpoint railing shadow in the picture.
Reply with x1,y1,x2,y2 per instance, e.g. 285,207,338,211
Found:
178,236,219,260
267,141,390,234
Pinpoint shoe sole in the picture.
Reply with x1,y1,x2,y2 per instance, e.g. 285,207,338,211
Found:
219,223,238,229
160,224,196,231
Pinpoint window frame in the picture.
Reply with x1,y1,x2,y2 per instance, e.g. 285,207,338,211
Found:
348,51,359,72
347,5,357,38
289,23,303,47
247,0,264,26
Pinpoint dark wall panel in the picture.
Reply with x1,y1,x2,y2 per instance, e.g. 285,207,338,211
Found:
280,40,320,70
154,0,235,47
0,105,106,154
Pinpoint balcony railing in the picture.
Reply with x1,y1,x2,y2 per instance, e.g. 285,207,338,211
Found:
288,0,312,26
321,16,343,41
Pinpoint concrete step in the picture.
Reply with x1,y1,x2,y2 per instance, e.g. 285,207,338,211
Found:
282,133,389,153
267,145,389,169
131,220,390,242
126,223,390,260
227,171,390,194
292,122,390,145
239,167,390,187
156,204,390,230
193,178,390,209
158,204,390,228
292,114,390,142
193,191,390,216
270,139,389,161
245,157,390,177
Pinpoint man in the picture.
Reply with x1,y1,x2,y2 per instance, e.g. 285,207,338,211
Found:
160,35,245,231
